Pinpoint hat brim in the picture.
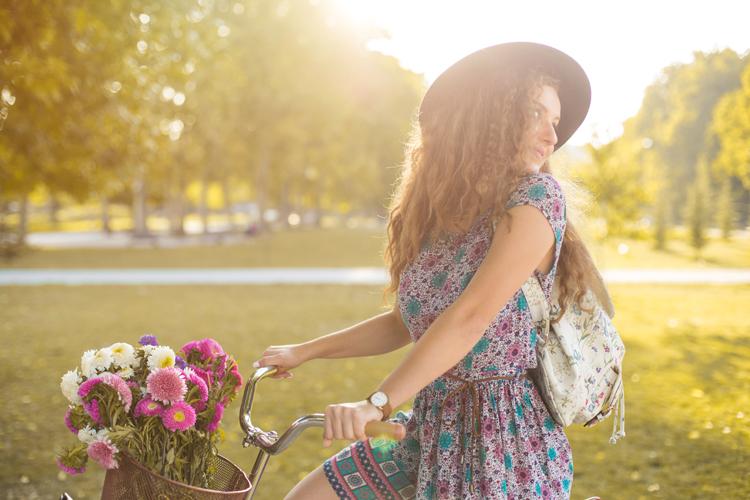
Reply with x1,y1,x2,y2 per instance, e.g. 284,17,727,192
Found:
419,42,591,151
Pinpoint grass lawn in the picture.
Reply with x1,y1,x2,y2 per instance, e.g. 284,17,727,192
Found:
1,227,749,270
0,284,748,499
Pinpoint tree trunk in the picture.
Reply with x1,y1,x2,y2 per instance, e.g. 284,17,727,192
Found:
101,196,111,234
256,144,270,233
49,195,59,231
132,171,148,237
200,179,209,235
18,192,28,246
221,178,234,232
170,175,186,236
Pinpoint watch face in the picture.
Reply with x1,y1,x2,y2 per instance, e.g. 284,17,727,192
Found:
371,391,388,407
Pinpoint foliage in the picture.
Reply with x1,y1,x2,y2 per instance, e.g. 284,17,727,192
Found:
715,176,738,240
712,60,750,190
55,336,242,487
0,0,423,238
569,135,657,238
684,158,712,256
574,49,749,239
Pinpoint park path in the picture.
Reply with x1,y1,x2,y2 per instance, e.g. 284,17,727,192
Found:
2,268,750,285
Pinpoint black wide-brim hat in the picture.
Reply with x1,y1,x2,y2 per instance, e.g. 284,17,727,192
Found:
419,42,591,151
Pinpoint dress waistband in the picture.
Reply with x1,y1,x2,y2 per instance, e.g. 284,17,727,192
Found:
437,372,528,495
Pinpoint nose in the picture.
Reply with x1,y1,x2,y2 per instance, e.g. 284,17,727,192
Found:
542,120,558,147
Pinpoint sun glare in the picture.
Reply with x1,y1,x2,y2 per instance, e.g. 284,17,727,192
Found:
336,0,378,22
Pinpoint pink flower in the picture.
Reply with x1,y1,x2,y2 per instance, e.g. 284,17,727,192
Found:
65,408,78,434
192,367,212,388
57,460,85,475
146,367,187,405
134,397,164,418
186,373,208,412
229,365,243,391
84,399,102,425
213,354,227,380
206,404,224,433
87,437,119,469
162,402,197,432
78,377,102,399
181,341,200,356
100,373,133,412
198,338,224,361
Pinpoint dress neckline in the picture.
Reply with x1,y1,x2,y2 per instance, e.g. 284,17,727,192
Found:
443,207,493,236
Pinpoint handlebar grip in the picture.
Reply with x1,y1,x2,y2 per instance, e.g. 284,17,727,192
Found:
364,421,406,441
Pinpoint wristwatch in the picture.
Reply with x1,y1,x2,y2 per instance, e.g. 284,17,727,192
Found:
367,391,392,421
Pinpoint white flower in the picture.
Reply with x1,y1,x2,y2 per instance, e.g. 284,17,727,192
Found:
117,367,134,379
61,368,83,405
81,349,98,379
141,345,154,355
78,425,98,444
92,348,114,373
110,342,136,369
140,386,148,398
182,367,195,378
147,346,176,371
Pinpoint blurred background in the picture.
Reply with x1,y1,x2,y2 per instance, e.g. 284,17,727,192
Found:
1,0,749,499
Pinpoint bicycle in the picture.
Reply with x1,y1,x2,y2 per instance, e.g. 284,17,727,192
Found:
239,365,406,499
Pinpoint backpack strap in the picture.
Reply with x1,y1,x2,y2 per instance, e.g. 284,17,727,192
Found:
520,275,550,346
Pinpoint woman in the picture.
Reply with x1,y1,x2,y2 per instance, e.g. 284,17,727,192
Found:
254,42,603,499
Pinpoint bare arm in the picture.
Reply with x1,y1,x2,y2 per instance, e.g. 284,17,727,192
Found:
323,205,556,444
253,307,412,377
379,205,554,406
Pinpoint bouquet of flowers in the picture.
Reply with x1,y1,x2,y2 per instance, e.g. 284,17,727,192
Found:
56,335,243,488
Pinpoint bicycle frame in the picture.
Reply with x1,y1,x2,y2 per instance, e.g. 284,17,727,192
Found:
239,365,327,499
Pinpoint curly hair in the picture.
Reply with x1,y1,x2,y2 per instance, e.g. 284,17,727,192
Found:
384,65,600,318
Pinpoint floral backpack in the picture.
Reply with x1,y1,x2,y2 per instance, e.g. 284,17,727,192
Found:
521,272,626,444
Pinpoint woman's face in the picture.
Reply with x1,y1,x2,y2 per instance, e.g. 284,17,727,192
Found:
523,84,561,175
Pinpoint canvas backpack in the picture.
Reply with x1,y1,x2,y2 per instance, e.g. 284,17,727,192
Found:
521,274,626,444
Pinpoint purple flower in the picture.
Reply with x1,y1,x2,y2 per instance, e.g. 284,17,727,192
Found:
175,355,187,370
138,335,158,347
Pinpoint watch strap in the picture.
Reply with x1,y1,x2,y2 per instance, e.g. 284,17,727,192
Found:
367,392,392,421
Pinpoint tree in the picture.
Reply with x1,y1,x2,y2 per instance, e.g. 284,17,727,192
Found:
684,158,712,256
715,176,738,240
712,60,750,190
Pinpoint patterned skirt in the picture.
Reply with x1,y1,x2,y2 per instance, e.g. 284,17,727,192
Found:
324,438,416,500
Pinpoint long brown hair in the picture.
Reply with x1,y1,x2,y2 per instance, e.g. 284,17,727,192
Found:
384,65,599,315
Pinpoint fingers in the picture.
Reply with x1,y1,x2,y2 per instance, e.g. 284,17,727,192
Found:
323,405,334,448
323,402,377,446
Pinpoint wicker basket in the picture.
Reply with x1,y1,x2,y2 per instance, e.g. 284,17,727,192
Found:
101,453,251,500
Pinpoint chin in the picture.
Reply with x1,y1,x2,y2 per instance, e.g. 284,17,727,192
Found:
524,163,542,175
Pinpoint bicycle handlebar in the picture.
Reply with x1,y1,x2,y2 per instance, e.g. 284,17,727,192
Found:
240,366,405,455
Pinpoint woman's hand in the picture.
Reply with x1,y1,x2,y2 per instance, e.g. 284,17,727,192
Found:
323,400,383,447
252,344,308,379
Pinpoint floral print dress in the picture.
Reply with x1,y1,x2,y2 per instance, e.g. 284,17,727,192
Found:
324,173,572,499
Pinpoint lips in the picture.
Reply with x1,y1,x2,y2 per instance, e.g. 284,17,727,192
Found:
532,146,545,162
